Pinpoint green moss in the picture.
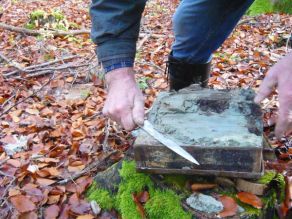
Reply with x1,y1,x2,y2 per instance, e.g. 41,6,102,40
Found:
258,170,277,184
86,160,190,219
145,190,191,219
30,9,46,20
247,0,292,15
247,0,273,15
87,182,115,210
274,173,285,202
51,10,65,21
163,175,189,190
116,161,154,219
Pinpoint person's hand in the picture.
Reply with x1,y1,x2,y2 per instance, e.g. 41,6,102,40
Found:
102,67,145,130
254,52,292,138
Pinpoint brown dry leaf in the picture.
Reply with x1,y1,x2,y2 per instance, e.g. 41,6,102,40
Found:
70,200,91,215
25,108,39,115
48,194,61,204
40,107,54,117
237,192,263,209
137,191,150,203
68,165,85,172
44,204,60,219
7,159,21,168
66,176,93,194
71,129,86,138
132,193,146,218
8,188,21,197
76,214,95,219
191,183,217,191
9,109,22,123
218,195,238,218
10,195,36,213
19,211,38,219
285,176,292,209
42,167,61,177
0,96,5,104
37,157,60,163
36,178,56,186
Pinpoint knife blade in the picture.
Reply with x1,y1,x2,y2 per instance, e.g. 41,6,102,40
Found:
140,120,199,165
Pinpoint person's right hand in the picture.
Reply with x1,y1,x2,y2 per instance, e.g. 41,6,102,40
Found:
102,67,145,131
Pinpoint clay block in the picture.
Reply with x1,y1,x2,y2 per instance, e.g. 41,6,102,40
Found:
134,86,263,178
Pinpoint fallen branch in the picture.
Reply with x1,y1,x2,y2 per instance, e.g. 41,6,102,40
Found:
0,22,90,36
57,150,118,185
0,52,23,71
4,55,80,77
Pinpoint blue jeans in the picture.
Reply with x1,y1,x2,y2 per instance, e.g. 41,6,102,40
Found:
172,0,254,64
90,0,254,72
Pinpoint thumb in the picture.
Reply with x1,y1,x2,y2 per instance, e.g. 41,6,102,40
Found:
132,94,145,126
254,68,278,103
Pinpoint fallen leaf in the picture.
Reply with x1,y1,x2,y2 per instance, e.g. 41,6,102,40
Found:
25,108,39,115
68,165,85,172
45,204,60,219
132,193,146,218
7,159,21,168
19,211,38,219
285,176,292,209
237,192,263,209
10,195,36,213
36,178,56,186
76,214,95,219
191,183,217,191
218,195,238,218
137,191,150,203
47,194,61,204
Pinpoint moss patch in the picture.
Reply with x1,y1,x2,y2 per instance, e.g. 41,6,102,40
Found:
247,0,292,15
87,183,115,210
145,190,191,219
86,160,191,219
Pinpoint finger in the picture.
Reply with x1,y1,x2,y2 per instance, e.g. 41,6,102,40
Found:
254,69,278,103
121,111,136,131
275,105,292,139
132,95,145,126
103,104,121,125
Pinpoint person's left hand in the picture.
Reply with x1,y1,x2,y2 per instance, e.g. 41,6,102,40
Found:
254,52,292,138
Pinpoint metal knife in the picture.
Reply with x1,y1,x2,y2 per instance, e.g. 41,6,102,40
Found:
140,120,200,165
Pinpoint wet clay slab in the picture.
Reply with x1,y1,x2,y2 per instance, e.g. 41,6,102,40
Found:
134,86,263,178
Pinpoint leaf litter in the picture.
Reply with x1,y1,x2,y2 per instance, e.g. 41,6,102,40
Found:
0,0,291,218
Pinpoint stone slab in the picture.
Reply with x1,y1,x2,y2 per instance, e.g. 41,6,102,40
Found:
134,86,263,178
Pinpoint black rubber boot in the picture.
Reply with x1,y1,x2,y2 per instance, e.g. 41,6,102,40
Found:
167,54,211,91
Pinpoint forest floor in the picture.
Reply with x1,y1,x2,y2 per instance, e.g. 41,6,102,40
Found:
0,0,291,218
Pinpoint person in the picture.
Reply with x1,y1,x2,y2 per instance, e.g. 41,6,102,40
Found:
90,0,292,138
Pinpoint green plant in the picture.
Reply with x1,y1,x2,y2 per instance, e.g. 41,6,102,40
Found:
137,77,149,90
87,161,191,219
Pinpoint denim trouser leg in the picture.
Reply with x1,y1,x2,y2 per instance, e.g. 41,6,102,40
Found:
172,0,254,64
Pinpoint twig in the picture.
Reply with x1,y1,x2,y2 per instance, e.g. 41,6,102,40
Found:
0,89,19,109
139,32,170,39
0,177,16,207
137,34,151,50
57,150,117,185
0,51,23,71
0,72,56,117
0,22,90,36
4,55,80,77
